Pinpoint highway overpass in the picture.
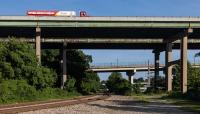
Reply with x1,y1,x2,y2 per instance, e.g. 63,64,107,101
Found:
1,16,200,93
87,64,164,85
88,65,164,72
87,63,200,84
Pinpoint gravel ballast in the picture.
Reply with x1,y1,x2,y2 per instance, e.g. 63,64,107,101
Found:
19,95,192,114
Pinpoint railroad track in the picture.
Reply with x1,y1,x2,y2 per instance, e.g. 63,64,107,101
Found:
0,95,110,114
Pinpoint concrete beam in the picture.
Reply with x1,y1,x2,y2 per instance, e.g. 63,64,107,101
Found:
35,27,41,63
2,38,200,44
39,38,200,44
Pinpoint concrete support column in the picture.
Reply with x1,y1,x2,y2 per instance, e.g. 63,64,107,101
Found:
154,51,160,89
126,70,136,84
61,43,67,89
35,27,41,63
128,75,134,84
165,43,173,92
61,49,67,89
180,34,188,93
60,49,63,88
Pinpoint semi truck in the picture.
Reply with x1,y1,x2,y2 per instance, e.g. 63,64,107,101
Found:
27,10,88,17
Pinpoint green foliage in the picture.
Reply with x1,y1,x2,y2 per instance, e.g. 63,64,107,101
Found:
132,83,142,94
188,68,200,91
195,52,200,57
30,66,57,89
64,78,76,92
67,50,92,92
0,80,80,104
134,77,144,83
0,72,2,83
172,61,200,100
0,80,38,103
41,49,60,75
0,62,14,79
106,72,132,95
173,62,192,91
187,67,200,100
172,65,181,91
80,72,100,94
0,38,56,89
38,87,71,99
41,49,93,93
0,38,98,104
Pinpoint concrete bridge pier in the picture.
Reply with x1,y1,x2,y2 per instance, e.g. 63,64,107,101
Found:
35,27,41,63
165,42,173,92
153,50,160,90
126,70,136,84
180,31,189,93
61,42,68,89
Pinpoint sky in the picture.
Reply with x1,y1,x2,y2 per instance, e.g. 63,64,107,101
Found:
1,0,200,80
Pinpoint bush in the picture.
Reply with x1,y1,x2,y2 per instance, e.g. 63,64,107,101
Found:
38,87,81,100
132,83,142,94
0,38,82,104
81,80,99,94
0,39,56,89
38,87,67,99
80,72,100,94
0,80,37,103
173,62,200,100
64,78,76,92
31,66,56,89
0,80,81,104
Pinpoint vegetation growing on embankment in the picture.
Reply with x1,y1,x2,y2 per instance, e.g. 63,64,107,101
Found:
130,61,200,113
0,38,100,104
131,93,200,113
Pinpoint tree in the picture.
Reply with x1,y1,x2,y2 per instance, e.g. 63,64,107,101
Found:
106,72,131,95
172,62,193,91
134,77,144,83
0,38,56,89
41,49,60,74
66,49,93,92
80,72,100,94
41,48,99,94
195,52,200,57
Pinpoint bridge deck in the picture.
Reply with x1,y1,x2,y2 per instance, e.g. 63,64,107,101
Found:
0,16,200,28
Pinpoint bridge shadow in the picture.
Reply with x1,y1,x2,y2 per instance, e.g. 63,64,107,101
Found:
88,99,185,114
